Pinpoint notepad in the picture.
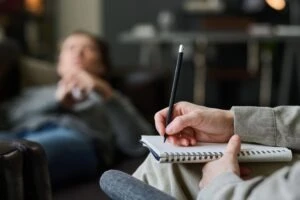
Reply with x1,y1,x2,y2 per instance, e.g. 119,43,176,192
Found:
141,135,293,163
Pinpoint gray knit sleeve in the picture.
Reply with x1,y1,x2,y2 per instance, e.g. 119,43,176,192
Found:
231,106,300,150
198,162,300,200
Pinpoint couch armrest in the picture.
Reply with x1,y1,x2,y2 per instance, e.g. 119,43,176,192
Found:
0,141,24,200
0,139,52,200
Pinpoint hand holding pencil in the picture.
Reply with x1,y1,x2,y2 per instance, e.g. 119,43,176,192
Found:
155,44,234,146
154,101,234,147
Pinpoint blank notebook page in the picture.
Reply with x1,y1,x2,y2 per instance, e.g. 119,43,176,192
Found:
141,135,293,163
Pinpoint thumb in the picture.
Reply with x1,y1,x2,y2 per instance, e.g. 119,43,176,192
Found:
224,135,241,159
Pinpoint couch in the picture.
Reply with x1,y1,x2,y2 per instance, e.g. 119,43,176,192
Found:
1,56,169,200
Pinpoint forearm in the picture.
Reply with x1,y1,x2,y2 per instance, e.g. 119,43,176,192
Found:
198,162,300,200
231,106,300,150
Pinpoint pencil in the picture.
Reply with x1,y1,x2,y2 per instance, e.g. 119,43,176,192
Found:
164,44,184,143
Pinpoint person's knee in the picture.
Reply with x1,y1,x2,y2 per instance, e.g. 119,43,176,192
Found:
100,170,176,200
99,170,131,199
99,169,117,190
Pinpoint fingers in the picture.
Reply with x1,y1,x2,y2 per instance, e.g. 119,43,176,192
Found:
167,133,197,146
165,112,198,135
154,107,169,135
154,108,198,146
61,72,92,94
154,101,201,139
224,135,241,159
154,102,192,135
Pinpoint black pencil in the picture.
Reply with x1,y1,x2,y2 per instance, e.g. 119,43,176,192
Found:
164,44,184,143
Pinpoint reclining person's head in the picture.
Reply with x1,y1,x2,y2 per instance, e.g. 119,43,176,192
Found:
57,30,111,80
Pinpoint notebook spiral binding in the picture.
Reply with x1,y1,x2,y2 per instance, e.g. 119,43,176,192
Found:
165,152,224,162
164,149,288,162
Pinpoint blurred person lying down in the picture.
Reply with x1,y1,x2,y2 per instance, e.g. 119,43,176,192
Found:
0,31,153,186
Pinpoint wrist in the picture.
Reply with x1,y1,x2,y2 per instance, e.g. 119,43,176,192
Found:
94,82,113,100
225,110,234,136
102,87,114,100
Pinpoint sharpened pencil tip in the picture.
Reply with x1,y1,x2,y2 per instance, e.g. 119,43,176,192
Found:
179,44,184,53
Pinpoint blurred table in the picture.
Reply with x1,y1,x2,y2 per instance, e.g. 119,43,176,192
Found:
119,26,300,106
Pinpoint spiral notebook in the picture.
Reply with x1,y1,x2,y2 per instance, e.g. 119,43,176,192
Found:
141,135,293,163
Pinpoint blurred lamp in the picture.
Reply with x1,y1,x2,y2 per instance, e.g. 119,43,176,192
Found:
25,0,44,15
265,0,286,11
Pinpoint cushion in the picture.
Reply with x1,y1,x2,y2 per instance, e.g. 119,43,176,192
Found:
20,57,58,88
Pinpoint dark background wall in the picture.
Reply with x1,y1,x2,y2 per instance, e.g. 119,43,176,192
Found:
103,0,182,68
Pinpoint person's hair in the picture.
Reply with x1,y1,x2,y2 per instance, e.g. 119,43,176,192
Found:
0,39,21,101
59,30,112,79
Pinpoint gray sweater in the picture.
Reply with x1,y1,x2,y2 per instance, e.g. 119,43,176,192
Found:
0,85,154,165
198,106,300,200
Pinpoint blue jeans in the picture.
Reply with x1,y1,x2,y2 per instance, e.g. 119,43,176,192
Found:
0,124,99,186
100,170,175,200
